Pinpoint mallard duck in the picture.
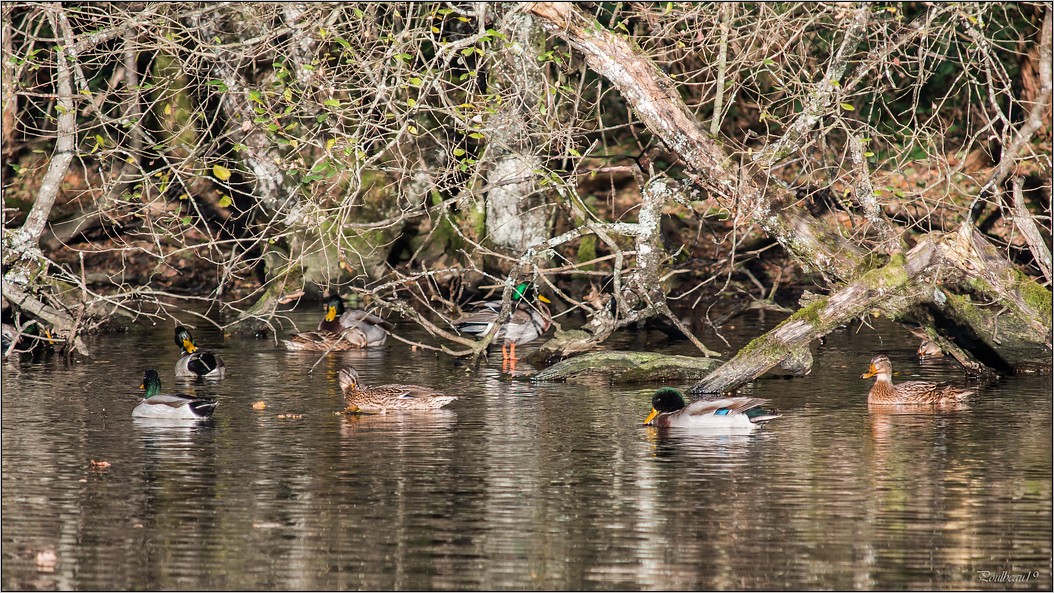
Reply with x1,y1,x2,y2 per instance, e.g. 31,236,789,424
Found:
454,282,552,362
861,354,972,405
338,309,392,347
133,369,217,419
174,326,226,379
283,297,391,351
643,387,779,428
917,340,943,358
2,319,53,358
338,366,457,413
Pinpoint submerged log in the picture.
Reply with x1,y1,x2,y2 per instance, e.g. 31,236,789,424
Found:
531,350,721,384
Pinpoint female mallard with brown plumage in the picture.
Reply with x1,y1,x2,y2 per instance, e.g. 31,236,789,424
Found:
861,354,973,405
643,387,780,429
283,296,392,351
174,326,226,379
917,340,943,358
339,366,457,413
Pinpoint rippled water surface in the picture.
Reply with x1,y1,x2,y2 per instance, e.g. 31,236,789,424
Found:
2,311,1051,590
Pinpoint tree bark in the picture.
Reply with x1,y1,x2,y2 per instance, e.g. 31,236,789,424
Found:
485,8,550,259
10,7,75,253
1010,177,1053,284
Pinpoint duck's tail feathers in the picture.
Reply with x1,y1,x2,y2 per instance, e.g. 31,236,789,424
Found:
187,352,224,375
744,406,780,425
188,399,218,418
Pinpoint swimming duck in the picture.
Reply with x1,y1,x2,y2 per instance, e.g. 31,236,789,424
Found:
643,387,780,429
174,326,226,379
636,387,779,429
133,369,218,419
917,340,943,358
338,366,457,413
283,297,392,351
454,282,552,362
338,309,392,347
861,354,972,405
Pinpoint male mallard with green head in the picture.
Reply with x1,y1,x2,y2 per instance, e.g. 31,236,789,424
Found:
643,387,779,429
339,366,457,413
861,354,973,405
454,282,552,364
174,326,226,379
134,369,217,419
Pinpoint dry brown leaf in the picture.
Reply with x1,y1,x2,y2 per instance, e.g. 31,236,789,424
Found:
89,460,111,469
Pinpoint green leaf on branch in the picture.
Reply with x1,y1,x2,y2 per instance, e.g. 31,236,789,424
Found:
212,164,232,181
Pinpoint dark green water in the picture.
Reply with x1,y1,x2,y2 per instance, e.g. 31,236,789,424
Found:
2,311,1051,590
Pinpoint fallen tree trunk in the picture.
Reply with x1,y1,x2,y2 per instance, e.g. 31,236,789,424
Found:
690,238,942,393
689,227,1052,394
528,1,1052,385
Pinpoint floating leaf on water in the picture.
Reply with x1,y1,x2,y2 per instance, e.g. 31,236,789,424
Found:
252,401,267,410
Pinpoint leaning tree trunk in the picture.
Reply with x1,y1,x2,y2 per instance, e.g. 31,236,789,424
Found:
527,1,1052,387
483,8,552,267
1,7,88,356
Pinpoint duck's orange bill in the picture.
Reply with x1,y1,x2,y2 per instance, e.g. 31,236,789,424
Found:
139,383,145,390
182,338,198,354
643,408,659,425
861,363,877,379
325,306,338,322
538,295,551,304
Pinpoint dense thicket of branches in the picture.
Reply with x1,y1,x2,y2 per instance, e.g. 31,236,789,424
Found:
2,3,1050,372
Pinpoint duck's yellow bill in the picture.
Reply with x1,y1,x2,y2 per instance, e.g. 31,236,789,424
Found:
325,306,338,322
643,408,659,425
538,295,551,304
182,338,198,354
861,364,877,378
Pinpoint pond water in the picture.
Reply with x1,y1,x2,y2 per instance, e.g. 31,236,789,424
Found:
2,309,1051,590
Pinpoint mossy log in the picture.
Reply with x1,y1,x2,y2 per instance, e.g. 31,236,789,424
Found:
531,350,721,384
689,231,1052,394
